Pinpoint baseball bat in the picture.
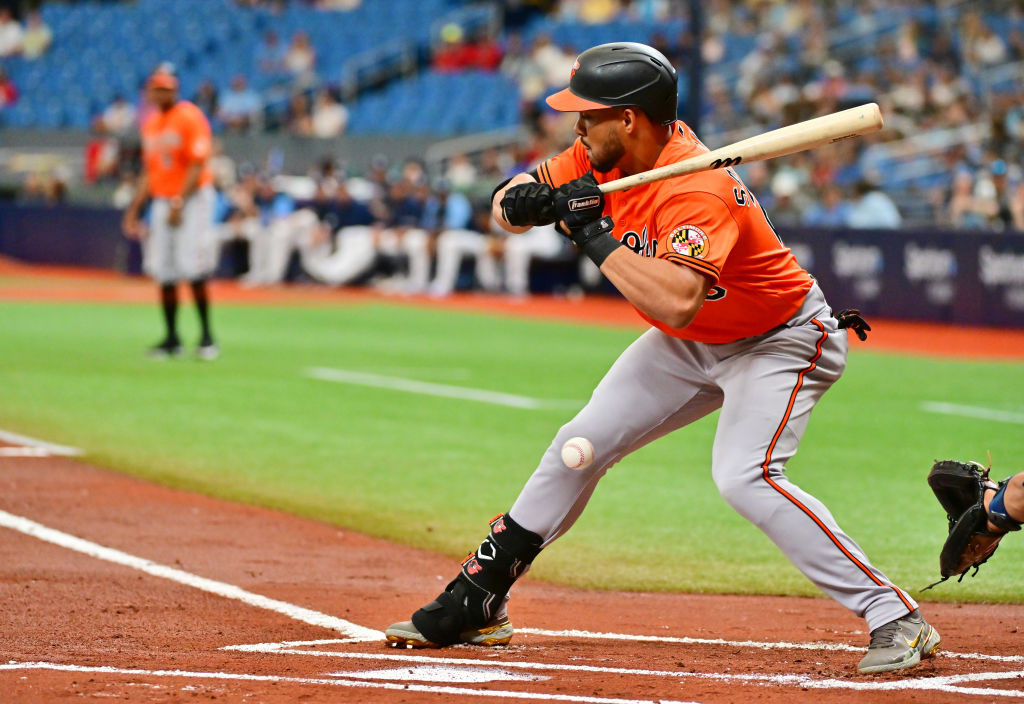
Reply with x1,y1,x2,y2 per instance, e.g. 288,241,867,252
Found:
598,103,883,194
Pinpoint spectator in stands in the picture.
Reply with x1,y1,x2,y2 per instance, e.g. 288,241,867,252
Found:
83,123,121,183
530,33,575,93
444,153,477,192
802,184,852,227
193,81,219,124
96,95,137,136
961,12,1008,68
20,9,50,59
500,32,547,101
284,31,317,87
766,171,807,225
209,139,237,190
974,159,1024,232
217,75,263,132
846,178,903,229
0,65,17,107
286,92,314,136
0,7,21,57
256,30,287,79
469,31,504,71
310,89,348,138
433,24,475,73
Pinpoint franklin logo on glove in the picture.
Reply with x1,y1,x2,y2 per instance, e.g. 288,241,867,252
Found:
569,196,602,212
554,172,605,230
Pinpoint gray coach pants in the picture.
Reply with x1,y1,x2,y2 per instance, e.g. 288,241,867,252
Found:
509,283,916,630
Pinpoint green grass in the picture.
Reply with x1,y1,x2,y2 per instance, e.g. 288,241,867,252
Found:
2,300,1022,601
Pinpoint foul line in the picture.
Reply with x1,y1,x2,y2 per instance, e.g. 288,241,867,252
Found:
0,508,382,642
921,402,1024,425
0,428,83,456
0,662,698,704
304,366,582,410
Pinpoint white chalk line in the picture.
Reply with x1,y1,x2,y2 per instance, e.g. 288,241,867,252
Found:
304,366,583,410
921,401,1024,425
521,628,1024,663
0,428,83,455
222,641,1024,693
0,508,382,642
0,662,698,704
0,447,59,457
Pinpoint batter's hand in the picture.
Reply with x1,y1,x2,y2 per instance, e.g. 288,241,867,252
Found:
500,182,556,227
554,172,604,231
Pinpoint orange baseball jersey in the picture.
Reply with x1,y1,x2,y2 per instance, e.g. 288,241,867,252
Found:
141,100,213,198
536,122,813,344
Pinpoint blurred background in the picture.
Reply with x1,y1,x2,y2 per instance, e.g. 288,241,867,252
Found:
1,0,1022,325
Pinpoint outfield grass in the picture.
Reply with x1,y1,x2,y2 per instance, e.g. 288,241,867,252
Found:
3,300,1023,601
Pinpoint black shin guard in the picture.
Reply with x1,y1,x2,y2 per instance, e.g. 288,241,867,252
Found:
411,513,543,645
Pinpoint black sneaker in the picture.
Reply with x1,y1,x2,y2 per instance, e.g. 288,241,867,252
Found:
196,336,219,361
147,338,184,359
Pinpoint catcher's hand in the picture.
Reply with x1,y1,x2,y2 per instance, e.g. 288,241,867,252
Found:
923,459,1004,589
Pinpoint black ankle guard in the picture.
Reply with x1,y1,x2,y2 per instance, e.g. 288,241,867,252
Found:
411,513,543,645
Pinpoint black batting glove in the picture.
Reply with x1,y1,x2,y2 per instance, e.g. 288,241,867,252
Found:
565,215,621,267
500,182,556,227
554,172,605,231
835,308,871,341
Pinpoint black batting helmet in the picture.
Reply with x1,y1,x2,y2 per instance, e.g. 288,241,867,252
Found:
545,42,678,125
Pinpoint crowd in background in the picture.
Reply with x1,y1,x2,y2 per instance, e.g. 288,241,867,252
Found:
7,0,1024,295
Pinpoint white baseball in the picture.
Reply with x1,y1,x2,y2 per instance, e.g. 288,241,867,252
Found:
561,437,595,471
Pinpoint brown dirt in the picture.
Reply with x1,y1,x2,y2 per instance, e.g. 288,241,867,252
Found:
3,450,1024,703
2,260,1024,702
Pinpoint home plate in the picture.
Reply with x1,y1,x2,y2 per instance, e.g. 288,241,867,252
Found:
330,665,549,683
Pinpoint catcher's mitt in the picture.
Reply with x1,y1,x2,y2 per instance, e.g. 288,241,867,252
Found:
923,459,1013,590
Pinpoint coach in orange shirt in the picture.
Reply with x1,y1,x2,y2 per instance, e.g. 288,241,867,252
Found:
385,43,939,676
122,70,218,359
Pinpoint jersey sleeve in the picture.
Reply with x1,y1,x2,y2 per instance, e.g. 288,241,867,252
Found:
535,139,589,188
182,105,212,163
652,191,739,283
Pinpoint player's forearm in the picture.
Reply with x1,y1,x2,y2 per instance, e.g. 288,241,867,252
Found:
180,162,203,201
491,172,535,234
600,248,708,329
126,173,150,214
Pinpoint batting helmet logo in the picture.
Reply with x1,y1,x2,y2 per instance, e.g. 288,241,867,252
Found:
570,58,580,79
670,225,709,259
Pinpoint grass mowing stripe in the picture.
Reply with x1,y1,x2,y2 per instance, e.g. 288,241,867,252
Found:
304,366,584,410
920,402,1024,424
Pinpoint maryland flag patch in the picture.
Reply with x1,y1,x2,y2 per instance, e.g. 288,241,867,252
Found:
669,225,709,259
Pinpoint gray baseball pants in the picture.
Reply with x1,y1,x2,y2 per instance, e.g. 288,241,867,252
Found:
509,283,916,631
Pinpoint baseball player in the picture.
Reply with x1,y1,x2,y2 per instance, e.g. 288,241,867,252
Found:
385,43,940,675
122,70,219,360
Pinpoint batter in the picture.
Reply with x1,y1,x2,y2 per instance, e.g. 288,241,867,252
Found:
385,42,938,675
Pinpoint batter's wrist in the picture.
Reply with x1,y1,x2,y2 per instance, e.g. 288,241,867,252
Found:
570,216,621,267
169,196,185,208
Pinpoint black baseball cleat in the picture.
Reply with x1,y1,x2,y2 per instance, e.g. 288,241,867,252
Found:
146,338,184,359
